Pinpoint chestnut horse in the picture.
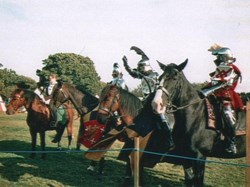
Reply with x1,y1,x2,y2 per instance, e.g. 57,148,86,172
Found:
51,82,112,174
92,84,174,186
151,59,246,186
51,82,100,149
6,88,74,159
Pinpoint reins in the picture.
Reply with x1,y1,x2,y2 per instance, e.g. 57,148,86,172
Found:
166,98,204,113
54,86,98,114
157,76,204,113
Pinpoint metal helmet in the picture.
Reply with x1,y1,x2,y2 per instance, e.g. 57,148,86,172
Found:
137,60,152,74
112,63,122,78
208,44,235,64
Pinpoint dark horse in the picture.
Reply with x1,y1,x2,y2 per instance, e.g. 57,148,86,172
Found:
6,88,75,159
151,59,246,186
51,82,112,174
51,82,100,149
92,84,174,186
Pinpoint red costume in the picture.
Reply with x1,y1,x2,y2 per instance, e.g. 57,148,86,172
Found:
210,63,243,110
201,44,244,154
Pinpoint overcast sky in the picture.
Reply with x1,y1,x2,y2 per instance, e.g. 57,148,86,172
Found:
0,0,250,92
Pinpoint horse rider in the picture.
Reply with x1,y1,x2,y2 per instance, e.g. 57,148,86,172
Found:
122,46,158,100
122,46,174,149
201,44,244,154
110,62,128,90
35,74,58,128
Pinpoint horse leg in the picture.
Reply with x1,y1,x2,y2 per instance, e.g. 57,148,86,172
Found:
29,129,37,159
66,123,73,150
67,135,72,150
183,163,195,187
87,160,97,172
122,157,133,187
39,131,46,159
66,108,74,150
76,118,84,150
98,157,105,175
139,161,144,187
192,158,206,187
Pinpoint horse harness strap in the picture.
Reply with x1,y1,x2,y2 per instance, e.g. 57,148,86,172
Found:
168,99,204,113
58,87,88,112
157,84,204,113
99,91,120,117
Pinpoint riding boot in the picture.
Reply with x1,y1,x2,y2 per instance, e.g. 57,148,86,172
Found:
49,104,58,127
225,137,237,154
159,114,174,149
223,104,237,154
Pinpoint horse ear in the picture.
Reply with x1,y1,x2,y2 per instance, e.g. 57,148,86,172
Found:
177,58,188,72
156,60,167,71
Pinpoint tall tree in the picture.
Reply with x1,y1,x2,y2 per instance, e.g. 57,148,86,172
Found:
36,53,103,95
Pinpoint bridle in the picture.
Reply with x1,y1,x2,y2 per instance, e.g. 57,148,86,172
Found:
8,93,23,111
8,90,34,111
53,85,69,106
98,89,120,118
156,73,203,113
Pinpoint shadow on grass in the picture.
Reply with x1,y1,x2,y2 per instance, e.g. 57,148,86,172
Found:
0,140,195,187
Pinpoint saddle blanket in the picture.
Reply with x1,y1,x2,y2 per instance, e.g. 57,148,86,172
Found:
78,120,105,148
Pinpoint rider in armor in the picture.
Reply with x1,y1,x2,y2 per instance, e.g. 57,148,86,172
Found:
123,46,158,100
110,62,128,90
122,46,174,149
201,44,244,154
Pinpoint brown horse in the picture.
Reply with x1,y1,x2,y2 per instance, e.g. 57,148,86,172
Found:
51,82,111,174
91,84,174,186
51,82,100,149
6,88,74,159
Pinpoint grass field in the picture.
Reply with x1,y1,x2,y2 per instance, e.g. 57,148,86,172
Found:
0,112,247,187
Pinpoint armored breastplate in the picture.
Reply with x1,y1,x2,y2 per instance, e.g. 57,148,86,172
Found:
112,78,126,89
212,65,236,82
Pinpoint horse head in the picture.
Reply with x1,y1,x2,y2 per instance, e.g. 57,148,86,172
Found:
52,82,99,115
97,84,143,125
151,59,189,114
52,82,70,108
6,89,34,115
97,84,121,124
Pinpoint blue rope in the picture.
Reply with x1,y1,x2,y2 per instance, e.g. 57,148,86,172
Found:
0,148,249,168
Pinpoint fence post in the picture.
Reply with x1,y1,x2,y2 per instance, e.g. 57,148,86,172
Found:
246,102,250,187
134,137,139,187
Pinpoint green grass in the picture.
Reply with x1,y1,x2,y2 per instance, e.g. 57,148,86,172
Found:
0,112,247,187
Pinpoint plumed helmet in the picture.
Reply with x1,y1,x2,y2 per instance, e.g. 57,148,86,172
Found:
208,44,235,64
137,60,152,74
112,63,122,78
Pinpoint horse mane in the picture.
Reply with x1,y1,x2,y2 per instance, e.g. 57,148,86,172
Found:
62,83,99,106
119,88,143,118
100,84,143,118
